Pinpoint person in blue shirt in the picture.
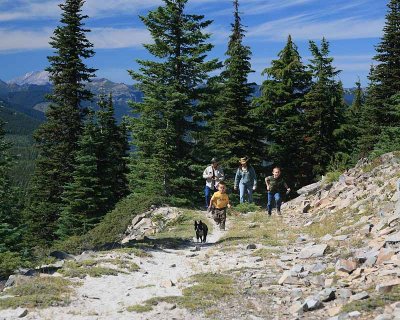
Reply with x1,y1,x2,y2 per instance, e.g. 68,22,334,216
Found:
234,156,257,203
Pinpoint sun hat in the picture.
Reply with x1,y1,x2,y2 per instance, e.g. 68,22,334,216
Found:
239,156,249,164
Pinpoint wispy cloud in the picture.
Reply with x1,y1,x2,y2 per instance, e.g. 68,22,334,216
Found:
0,0,161,22
248,14,384,41
0,27,151,52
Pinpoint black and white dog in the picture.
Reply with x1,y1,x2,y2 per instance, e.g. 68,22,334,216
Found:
194,220,208,243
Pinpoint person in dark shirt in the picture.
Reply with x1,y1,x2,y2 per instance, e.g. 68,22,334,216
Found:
265,167,290,216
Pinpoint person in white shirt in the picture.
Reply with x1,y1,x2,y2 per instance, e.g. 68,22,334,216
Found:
202,158,225,209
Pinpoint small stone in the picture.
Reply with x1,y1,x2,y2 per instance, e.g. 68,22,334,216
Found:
289,301,306,315
304,296,322,311
161,280,175,288
246,244,257,250
349,291,369,302
311,262,327,273
170,264,176,268
336,288,352,299
278,271,298,285
298,244,328,259
279,255,294,262
319,288,336,302
335,259,358,274
348,311,361,318
321,234,333,242
376,279,400,293
376,248,396,265
385,231,400,243
327,306,342,317
290,265,304,274
290,288,303,300
325,278,334,287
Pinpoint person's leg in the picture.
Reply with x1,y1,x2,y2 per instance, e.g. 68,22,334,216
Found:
247,184,253,203
220,208,227,230
239,183,245,203
205,186,211,209
267,192,273,215
275,193,282,214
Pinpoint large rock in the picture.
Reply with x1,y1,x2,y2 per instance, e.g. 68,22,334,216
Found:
298,244,328,259
318,288,336,302
376,248,396,265
297,181,322,196
304,296,322,311
385,231,400,244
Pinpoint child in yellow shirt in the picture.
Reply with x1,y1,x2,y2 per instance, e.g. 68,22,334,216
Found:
208,181,231,230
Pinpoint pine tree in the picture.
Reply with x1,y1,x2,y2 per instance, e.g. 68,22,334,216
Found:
252,35,312,187
57,118,104,239
128,0,220,204
207,0,259,172
0,119,22,252
302,38,346,177
96,94,129,211
359,0,400,154
26,0,96,243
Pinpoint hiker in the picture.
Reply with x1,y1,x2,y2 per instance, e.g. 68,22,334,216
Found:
208,181,231,230
203,158,225,209
234,156,257,203
265,167,290,215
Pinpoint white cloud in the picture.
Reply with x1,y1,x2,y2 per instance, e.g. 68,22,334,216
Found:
248,15,384,40
0,27,151,52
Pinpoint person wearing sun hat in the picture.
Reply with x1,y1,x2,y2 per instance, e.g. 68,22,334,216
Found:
234,156,257,203
202,157,225,209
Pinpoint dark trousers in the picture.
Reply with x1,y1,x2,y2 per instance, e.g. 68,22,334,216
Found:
211,207,227,230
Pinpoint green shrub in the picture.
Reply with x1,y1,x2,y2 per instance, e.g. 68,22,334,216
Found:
371,128,400,158
325,171,342,183
0,251,23,278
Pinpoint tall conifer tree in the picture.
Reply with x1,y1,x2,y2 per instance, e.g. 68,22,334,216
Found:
0,120,22,252
207,0,259,171
252,35,312,187
27,0,96,243
97,94,129,210
359,0,400,154
57,118,104,239
128,0,219,204
302,38,346,177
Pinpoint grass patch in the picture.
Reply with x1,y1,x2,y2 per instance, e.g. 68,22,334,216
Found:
218,212,283,247
251,248,280,259
99,259,140,272
127,304,153,313
112,247,152,258
342,287,400,313
136,272,236,314
303,209,348,238
0,276,75,309
59,260,122,278
325,171,342,183
233,203,262,214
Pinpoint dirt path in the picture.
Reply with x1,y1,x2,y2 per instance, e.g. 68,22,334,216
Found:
25,212,232,320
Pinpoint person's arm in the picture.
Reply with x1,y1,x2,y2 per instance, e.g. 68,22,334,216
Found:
284,181,291,194
209,193,216,208
203,167,212,180
265,177,271,191
234,168,240,190
227,196,231,209
251,167,257,190
218,167,225,182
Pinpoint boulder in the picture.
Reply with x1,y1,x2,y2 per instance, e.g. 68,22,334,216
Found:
349,291,369,302
246,244,257,250
297,181,322,196
304,296,322,311
298,244,328,259
376,248,396,265
385,231,400,244
278,271,298,285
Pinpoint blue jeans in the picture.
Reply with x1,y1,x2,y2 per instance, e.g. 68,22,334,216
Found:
267,192,282,212
205,186,216,208
239,183,253,203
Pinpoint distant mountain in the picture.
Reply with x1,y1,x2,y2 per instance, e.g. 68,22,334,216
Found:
1,72,144,121
1,71,358,125
8,71,51,86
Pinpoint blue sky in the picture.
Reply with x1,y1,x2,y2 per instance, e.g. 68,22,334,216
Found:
0,0,389,87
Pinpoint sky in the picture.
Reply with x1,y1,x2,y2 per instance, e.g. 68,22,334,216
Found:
0,0,389,87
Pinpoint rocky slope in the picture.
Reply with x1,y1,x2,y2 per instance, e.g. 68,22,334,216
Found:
1,152,400,320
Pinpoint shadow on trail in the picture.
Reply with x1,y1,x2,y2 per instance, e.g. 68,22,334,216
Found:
96,236,196,253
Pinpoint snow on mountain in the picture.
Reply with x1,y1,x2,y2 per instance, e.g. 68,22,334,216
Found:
8,71,51,86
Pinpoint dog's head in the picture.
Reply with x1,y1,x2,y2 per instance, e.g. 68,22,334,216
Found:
194,220,205,233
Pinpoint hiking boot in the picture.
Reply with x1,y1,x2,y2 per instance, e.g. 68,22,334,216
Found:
266,209,272,216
